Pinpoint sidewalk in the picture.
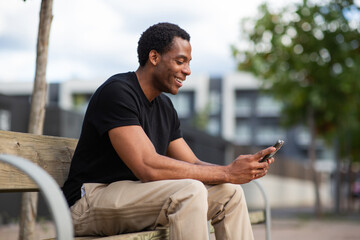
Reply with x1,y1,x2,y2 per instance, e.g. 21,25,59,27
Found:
253,217,360,240
252,208,360,240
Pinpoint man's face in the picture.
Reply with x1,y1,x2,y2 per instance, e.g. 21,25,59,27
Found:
153,37,192,95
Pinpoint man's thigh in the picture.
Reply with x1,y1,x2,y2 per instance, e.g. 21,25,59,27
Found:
71,179,204,236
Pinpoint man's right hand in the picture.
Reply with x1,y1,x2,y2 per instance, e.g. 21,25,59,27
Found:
226,147,276,184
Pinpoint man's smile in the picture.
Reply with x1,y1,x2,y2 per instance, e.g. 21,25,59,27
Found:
175,77,184,87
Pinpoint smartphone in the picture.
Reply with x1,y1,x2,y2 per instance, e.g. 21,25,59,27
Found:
259,139,284,162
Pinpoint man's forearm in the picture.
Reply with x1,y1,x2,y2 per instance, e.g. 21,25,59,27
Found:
194,158,217,166
139,153,230,184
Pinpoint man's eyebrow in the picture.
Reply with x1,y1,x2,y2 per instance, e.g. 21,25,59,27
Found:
176,55,192,61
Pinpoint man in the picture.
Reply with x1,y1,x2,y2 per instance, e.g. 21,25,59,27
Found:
62,22,275,240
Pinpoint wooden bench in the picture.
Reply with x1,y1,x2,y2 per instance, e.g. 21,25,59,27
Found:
0,130,269,240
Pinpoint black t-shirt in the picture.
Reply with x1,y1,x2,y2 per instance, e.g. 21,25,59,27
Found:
62,72,182,207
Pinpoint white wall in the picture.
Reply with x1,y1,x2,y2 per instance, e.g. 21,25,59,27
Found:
242,174,332,209
180,74,209,112
222,72,261,141
58,79,103,110
0,82,34,95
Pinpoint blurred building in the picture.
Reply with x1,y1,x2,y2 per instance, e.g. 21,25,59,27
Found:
0,72,334,166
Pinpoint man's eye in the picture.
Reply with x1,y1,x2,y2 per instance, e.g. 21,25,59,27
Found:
176,60,184,65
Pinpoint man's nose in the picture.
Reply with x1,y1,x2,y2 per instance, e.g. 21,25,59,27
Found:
183,64,191,76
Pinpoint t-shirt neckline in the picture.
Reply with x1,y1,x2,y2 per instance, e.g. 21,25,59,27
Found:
131,71,156,108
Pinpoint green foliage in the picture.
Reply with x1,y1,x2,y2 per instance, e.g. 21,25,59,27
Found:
232,0,360,161
192,104,211,131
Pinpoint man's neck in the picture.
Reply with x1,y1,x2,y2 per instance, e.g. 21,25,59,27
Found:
135,67,160,102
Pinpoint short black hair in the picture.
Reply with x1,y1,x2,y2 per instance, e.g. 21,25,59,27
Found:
137,22,190,66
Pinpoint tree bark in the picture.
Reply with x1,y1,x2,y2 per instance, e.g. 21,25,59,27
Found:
19,1,53,239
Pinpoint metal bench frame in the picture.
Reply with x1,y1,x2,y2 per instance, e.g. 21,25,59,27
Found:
253,179,272,240
0,154,73,240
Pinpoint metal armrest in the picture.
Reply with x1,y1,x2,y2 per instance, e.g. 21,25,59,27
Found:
0,154,73,240
252,179,271,240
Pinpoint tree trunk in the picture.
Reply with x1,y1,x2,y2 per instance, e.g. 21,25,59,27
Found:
19,1,53,239
346,160,352,213
334,138,341,214
307,106,322,217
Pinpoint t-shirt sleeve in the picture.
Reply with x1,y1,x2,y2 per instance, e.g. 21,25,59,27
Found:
90,81,140,136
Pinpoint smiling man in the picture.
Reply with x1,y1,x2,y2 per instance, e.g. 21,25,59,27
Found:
62,22,275,240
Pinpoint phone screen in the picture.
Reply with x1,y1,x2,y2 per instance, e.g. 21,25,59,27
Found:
259,140,284,162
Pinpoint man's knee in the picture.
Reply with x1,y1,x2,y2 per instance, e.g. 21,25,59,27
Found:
221,183,244,196
175,179,208,200
167,179,208,214
210,183,245,205
164,179,208,222
225,183,244,202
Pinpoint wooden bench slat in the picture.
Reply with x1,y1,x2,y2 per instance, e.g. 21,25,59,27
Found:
76,228,168,240
0,130,77,191
249,210,266,224
44,228,169,240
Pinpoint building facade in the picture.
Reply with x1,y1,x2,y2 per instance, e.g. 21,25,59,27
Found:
0,72,334,167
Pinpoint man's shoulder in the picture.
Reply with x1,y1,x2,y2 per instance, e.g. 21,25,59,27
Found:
105,72,136,86
96,72,137,94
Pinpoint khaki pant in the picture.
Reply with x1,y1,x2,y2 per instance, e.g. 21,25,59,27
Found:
70,179,254,240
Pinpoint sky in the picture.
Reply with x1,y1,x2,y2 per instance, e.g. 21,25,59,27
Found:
0,0,296,83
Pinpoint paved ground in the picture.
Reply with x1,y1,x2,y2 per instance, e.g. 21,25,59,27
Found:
252,208,360,240
1,209,360,240
252,218,360,240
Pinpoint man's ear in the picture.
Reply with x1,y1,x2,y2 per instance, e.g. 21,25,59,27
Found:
149,50,159,66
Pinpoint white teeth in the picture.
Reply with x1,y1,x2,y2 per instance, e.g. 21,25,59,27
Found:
176,78,183,83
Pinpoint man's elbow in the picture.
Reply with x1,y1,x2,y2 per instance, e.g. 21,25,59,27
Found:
136,168,159,183
132,154,166,182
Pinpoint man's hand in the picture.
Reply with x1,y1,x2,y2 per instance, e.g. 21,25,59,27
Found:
226,147,276,184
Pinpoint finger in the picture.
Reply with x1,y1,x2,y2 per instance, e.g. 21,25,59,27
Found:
252,168,267,177
255,161,269,171
259,168,268,175
267,157,275,164
260,157,274,168
253,169,267,179
254,146,276,160
257,162,270,170
263,164,270,171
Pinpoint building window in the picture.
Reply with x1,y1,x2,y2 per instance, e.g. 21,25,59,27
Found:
207,118,220,136
0,109,11,131
255,125,285,145
256,95,282,117
209,91,220,115
235,96,252,117
296,126,310,146
235,120,252,144
167,92,194,118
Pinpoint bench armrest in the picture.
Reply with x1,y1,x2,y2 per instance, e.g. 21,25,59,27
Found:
0,154,73,240
252,179,271,240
